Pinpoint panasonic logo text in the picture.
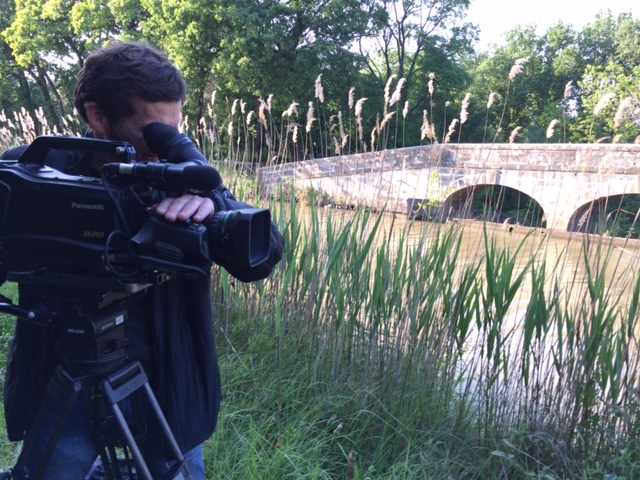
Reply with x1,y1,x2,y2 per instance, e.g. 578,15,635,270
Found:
71,202,105,210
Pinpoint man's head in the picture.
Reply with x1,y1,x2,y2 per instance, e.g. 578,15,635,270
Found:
74,41,187,161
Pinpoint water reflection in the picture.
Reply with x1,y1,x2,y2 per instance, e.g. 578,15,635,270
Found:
300,205,640,318
399,215,640,312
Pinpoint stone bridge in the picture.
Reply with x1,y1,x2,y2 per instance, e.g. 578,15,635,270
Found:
257,143,640,231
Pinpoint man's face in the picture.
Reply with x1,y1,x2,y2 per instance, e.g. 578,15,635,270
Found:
109,98,182,161
87,97,182,166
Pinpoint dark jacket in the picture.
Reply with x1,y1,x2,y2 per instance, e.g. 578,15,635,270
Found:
1,143,284,453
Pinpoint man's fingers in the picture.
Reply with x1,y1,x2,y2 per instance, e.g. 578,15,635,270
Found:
154,195,215,223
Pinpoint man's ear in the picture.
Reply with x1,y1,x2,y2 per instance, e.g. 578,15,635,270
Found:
84,102,110,139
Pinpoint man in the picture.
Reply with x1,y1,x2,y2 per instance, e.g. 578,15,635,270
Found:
1,41,284,479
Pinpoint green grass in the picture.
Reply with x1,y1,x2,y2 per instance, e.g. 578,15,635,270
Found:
0,282,19,471
199,201,640,479
1,194,640,479
2,75,640,478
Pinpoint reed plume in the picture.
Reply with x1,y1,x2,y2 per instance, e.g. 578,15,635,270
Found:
493,59,527,143
508,58,528,81
444,118,459,144
258,99,268,129
563,81,573,100
594,93,616,116
483,92,499,143
379,111,396,131
306,101,316,133
283,102,299,118
613,96,635,128
421,110,429,141
546,119,560,140
589,92,617,142
457,93,471,142
338,111,348,149
355,97,367,152
389,78,406,107
460,93,471,125
509,126,522,143
314,74,324,104
487,92,497,109
384,75,397,107
420,110,436,142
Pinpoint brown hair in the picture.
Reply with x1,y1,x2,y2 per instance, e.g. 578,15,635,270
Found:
74,41,187,125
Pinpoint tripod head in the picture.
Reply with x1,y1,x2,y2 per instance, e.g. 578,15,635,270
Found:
0,271,155,375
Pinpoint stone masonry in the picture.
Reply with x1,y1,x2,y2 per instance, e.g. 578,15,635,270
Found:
258,143,640,231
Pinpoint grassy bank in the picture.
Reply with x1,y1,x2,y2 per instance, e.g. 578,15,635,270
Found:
2,73,640,478
1,195,639,478
197,200,639,479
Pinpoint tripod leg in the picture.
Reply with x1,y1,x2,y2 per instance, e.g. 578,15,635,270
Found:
108,400,154,480
99,361,192,480
142,382,186,464
11,367,85,479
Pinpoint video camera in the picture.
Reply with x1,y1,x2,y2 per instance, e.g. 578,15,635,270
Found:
0,123,271,292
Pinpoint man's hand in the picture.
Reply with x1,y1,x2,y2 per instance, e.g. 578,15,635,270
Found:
153,194,215,223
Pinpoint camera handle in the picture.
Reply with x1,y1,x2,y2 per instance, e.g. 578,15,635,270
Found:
17,136,136,167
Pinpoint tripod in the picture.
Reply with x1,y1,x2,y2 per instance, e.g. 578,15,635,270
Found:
0,277,192,480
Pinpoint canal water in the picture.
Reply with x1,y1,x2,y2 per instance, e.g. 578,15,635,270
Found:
393,212,640,312
287,204,640,423
296,204,640,334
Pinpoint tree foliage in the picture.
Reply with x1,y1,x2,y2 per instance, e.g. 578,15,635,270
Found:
463,10,640,144
0,1,638,161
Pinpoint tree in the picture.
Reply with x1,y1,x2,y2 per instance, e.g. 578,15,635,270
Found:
1,0,149,129
573,63,640,143
465,25,554,143
404,37,471,145
198,0,382,161
615,13,640,66
139,0,221,122
571,12,640,143
359,0,476,82
354,0,477,145
463,10,640,144
210,0,377,110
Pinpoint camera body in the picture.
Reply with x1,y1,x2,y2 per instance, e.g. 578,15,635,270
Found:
0,157,131,275
0,128,270,290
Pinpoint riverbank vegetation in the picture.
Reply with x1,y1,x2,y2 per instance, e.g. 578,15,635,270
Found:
2,111,640,478
2,195,640,479
1,1,640,477
207,207,640,479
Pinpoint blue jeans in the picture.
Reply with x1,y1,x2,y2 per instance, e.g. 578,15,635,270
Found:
12,389,205,480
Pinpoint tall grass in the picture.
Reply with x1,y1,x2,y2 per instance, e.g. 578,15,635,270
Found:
207,201,640,478
1,66,640,478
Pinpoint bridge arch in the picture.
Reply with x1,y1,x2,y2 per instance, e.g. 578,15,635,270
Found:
568,194,640,235
443,184,545,227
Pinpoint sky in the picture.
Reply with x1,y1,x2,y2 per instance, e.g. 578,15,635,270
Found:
466,0,637,51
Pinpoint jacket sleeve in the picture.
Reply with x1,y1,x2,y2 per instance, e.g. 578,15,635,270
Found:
204,185,284,283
